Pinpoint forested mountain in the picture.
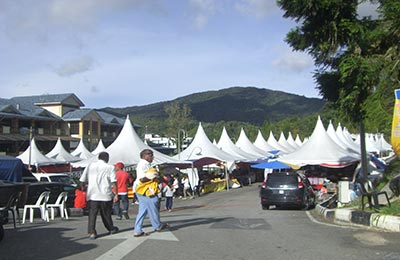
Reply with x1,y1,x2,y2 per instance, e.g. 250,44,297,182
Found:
100,87,325,125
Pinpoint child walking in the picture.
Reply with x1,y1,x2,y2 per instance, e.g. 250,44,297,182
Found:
163,183,175,212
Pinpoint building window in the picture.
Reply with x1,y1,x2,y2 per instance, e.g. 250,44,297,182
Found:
70,122,79,135
92,121,99,135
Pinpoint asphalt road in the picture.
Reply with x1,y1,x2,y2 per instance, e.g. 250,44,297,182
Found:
2,184,400,260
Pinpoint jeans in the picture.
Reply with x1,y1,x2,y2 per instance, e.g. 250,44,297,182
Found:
114,194,129,216
134,194,163,233
165,196,173,210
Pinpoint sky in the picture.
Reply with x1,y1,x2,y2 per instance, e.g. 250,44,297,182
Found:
0,0,377,109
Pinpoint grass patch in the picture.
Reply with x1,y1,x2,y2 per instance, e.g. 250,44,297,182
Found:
378,199,400,216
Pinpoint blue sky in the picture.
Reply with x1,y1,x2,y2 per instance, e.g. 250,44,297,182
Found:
0,0,376,108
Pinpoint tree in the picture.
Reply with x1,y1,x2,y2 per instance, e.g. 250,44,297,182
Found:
164,102,193,151
277,0,400,181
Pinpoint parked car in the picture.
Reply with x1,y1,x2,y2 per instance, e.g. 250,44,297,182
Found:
260,171,316,210
26,182,77,208
32,173,78,187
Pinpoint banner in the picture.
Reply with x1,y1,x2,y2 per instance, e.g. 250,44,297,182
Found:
391,89,400,156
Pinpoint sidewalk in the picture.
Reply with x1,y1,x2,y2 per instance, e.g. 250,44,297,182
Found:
316,203,400,232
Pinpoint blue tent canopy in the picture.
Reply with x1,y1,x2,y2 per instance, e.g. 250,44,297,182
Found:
0,155,31,182
251,160,291,170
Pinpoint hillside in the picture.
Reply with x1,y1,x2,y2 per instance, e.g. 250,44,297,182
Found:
100,86,325,125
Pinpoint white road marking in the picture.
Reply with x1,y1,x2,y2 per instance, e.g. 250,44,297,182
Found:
96,228,179,260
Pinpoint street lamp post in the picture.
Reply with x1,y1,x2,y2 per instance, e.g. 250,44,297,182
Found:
177,129,186,160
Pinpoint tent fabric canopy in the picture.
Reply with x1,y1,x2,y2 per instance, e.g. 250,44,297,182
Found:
73,116,185,167
174,123,234,164
91,139,106,155
71,138,94,160
279,116,360,167
253,130,281,155
0,155,32,182
46,138,81,163
217,127,259,162
17,137,66,166
236,128,270,159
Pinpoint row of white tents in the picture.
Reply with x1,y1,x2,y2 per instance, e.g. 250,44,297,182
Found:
16,115,393,172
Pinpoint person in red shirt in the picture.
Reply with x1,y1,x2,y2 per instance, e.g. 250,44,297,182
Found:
74,186,87,214
113,162,130,220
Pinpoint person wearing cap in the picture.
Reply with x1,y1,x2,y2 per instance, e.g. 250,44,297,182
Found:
133,149,169,237
79,152,119,240
113,162,130,220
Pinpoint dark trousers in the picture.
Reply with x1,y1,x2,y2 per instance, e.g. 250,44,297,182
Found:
113,194,129,216
88,200,114,234
165,196,173,210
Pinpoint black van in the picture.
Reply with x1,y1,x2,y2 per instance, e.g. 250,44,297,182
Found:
260,172,316,210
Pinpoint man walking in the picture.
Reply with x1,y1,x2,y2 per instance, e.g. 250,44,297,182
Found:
133,149,169,237
79,152,119,240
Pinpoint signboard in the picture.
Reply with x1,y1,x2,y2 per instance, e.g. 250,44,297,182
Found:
391,89,400,156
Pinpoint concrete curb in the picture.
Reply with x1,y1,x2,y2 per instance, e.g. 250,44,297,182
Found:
316,204,400,232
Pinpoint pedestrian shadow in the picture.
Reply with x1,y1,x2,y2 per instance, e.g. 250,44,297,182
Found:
1,226,96,260
151,217,232,231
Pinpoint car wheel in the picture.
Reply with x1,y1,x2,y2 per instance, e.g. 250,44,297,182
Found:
262,204,269,210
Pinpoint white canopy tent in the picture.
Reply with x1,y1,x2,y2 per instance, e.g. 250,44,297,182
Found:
335,124,361,153
91,139,106,155
217,127,259,161
354,133,381,154
279,117,360,167
286,132,300,150
294,134,303,147
46,138,81,163
277,132,297,153
236,128,270,159
174,123,234,164
327,121,359,155
71,138,94,160
253,130,280,155
73,116,185,167
267,131,291,154
174,123,236,190
18,137,65,166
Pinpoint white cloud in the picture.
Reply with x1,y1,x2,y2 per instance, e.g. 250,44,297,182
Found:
189,0,219,29
235,0,278,19
53,56,96,77
272,51,313,73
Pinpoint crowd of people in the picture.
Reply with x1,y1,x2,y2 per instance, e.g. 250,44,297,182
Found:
74,149,257,240
76,149,203,240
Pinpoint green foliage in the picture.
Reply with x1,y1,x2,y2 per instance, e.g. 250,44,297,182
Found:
278,0,400,126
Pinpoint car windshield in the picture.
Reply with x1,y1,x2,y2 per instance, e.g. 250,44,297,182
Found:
49,176,76,185
266,174,298,188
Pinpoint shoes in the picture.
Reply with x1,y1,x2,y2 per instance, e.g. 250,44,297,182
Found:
156,223,170,232
133,232,149,237
88,233,97,240
116,216,122,220
168,209,172,212
109,227,119,235
122,211,130,220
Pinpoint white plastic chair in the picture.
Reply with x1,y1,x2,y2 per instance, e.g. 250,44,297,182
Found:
47,192,69,220
22,191,50,224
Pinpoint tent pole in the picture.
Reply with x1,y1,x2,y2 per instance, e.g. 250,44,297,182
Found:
224,162,229,191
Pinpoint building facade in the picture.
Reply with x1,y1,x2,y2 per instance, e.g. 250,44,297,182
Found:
0,93,139,156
